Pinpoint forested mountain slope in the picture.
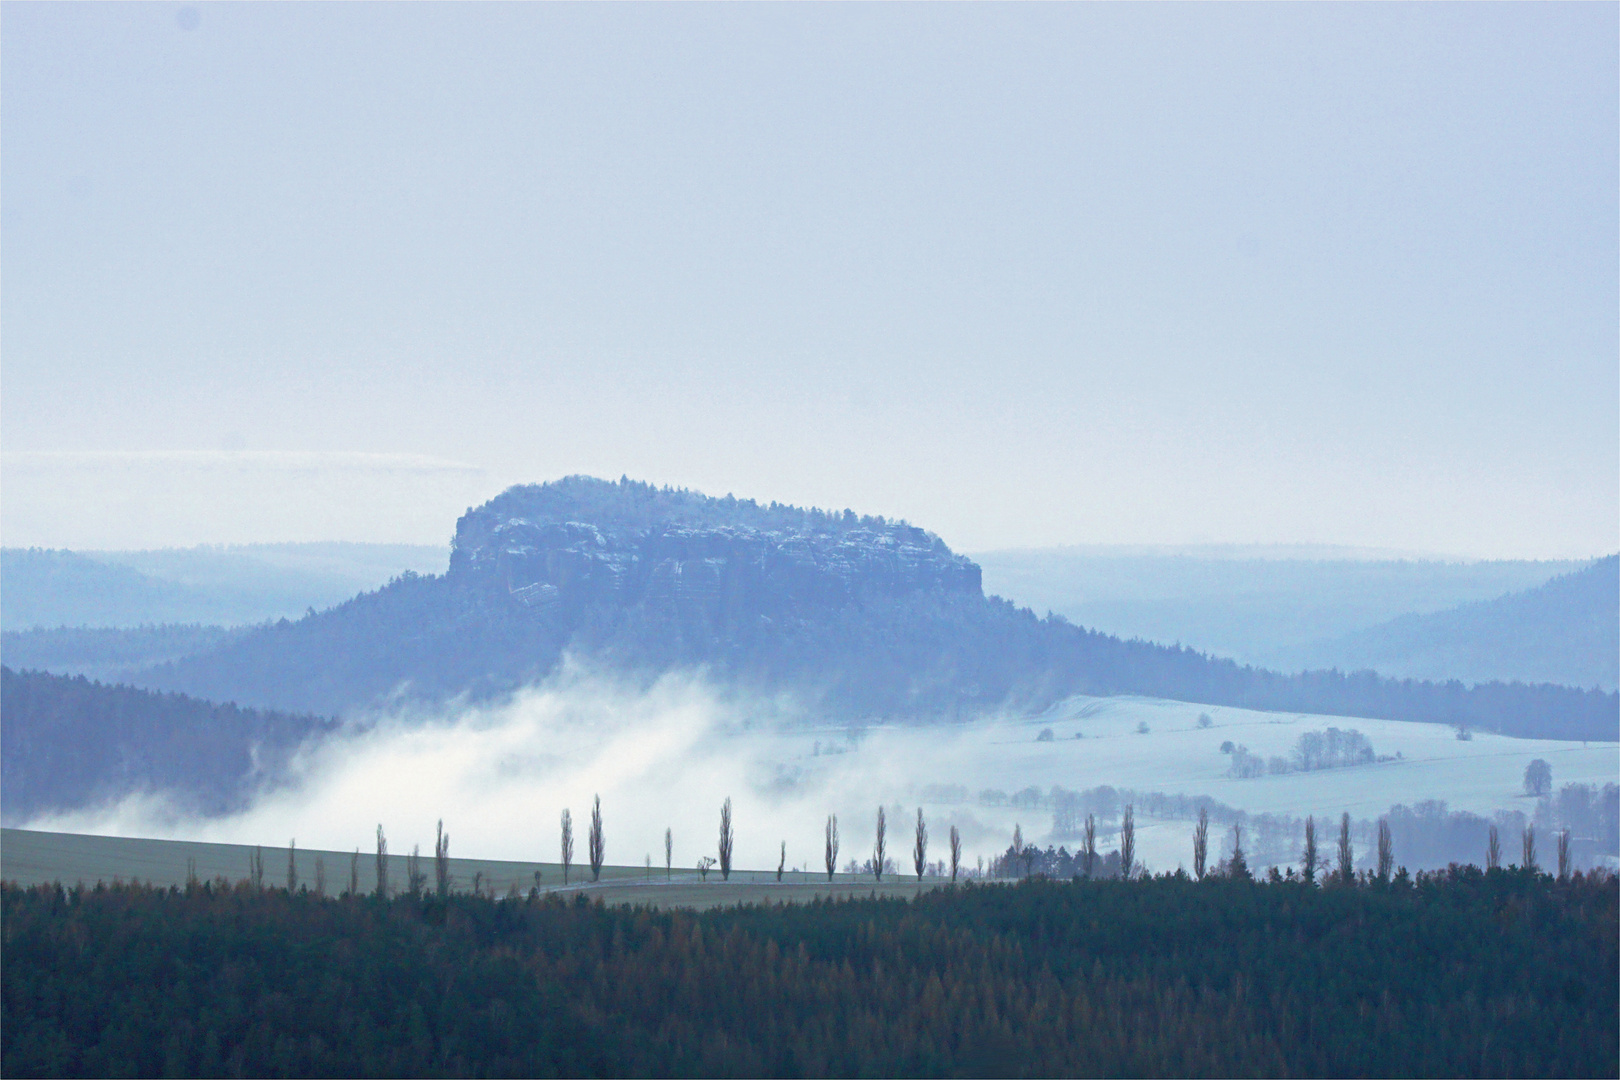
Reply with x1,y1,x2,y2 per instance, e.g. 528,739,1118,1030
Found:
975,547,1582,672
0,667,330,824
133,477,1616,739
1289,556,1618,691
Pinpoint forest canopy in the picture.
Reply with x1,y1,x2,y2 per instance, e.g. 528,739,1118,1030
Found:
3,869,1614,1078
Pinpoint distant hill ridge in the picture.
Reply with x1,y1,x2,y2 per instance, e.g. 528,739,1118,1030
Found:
131,476,1616,740
0,666,330,824
1299,555,1619,691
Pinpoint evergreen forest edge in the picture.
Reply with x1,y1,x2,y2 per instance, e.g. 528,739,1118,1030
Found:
3,868,1614,1078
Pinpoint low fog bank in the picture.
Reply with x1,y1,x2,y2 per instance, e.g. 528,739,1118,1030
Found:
24,665,1619,876
21,664,1014,872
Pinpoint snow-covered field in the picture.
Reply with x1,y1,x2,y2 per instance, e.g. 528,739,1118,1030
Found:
25,672,1616,879
767,695,1618,874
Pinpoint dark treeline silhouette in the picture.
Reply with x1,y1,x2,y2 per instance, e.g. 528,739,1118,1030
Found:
4,869,1614,1078
0,666,330,821
129,478,1613,741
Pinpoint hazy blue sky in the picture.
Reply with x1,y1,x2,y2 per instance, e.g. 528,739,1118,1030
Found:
3,3,1615,556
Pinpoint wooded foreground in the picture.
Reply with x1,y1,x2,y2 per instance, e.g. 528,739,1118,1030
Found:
3,868,1615,1078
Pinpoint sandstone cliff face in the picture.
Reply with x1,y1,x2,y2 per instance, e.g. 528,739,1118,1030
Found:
447,479,982,628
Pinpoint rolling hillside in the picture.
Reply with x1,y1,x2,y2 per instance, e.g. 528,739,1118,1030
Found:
1289,556,1618,691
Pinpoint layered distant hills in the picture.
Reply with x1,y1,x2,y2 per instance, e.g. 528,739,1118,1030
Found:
110,477,1613,741
1278,557,1618,692
0,543,448,631
975,549,1588,669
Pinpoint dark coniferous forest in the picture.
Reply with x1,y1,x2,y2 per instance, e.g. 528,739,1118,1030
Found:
3,870,1614,1078
0,666,330,821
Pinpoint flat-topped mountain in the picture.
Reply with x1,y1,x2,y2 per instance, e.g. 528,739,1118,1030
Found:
128,477,1615,740
452,477,980,623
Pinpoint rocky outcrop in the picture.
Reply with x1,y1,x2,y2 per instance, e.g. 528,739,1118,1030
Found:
448,478,982,630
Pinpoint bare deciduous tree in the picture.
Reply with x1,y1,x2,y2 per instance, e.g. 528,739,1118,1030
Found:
948,825,962,883
589,795,605,882
777,841,786,883
1376,819,1393,881
1120,805,1136,880
249,846,264,890
349,849,360,898
1193,808,1209,881
1082,814,1097,878
825,814,839,881
375,826,388,898
1522,825,1536,872
874,806,887,882
1303,816,1317,884
913,808,928,881
1557,828,1571,880
719,797,734,881
1487,824,1501,871
560,809,574,885
435,819,451,898
665,827,673,880
1337,813,1353,885
407,844,424,897
697,855,715,881
314,856,326,897
287,839,297,892
1011,823,1023,879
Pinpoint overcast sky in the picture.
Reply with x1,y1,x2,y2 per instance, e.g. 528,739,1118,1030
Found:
3,3,1615,556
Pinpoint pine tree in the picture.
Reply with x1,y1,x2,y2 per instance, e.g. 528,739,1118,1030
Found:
1228,821,1249,881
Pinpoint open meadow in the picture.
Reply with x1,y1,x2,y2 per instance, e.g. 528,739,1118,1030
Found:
13,690,1617,883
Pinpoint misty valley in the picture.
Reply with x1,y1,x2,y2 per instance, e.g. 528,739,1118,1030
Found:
8,4,1618,1074
4,477,1617,1078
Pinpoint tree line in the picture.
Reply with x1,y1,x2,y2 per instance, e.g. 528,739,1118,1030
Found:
4,864,1613,1078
